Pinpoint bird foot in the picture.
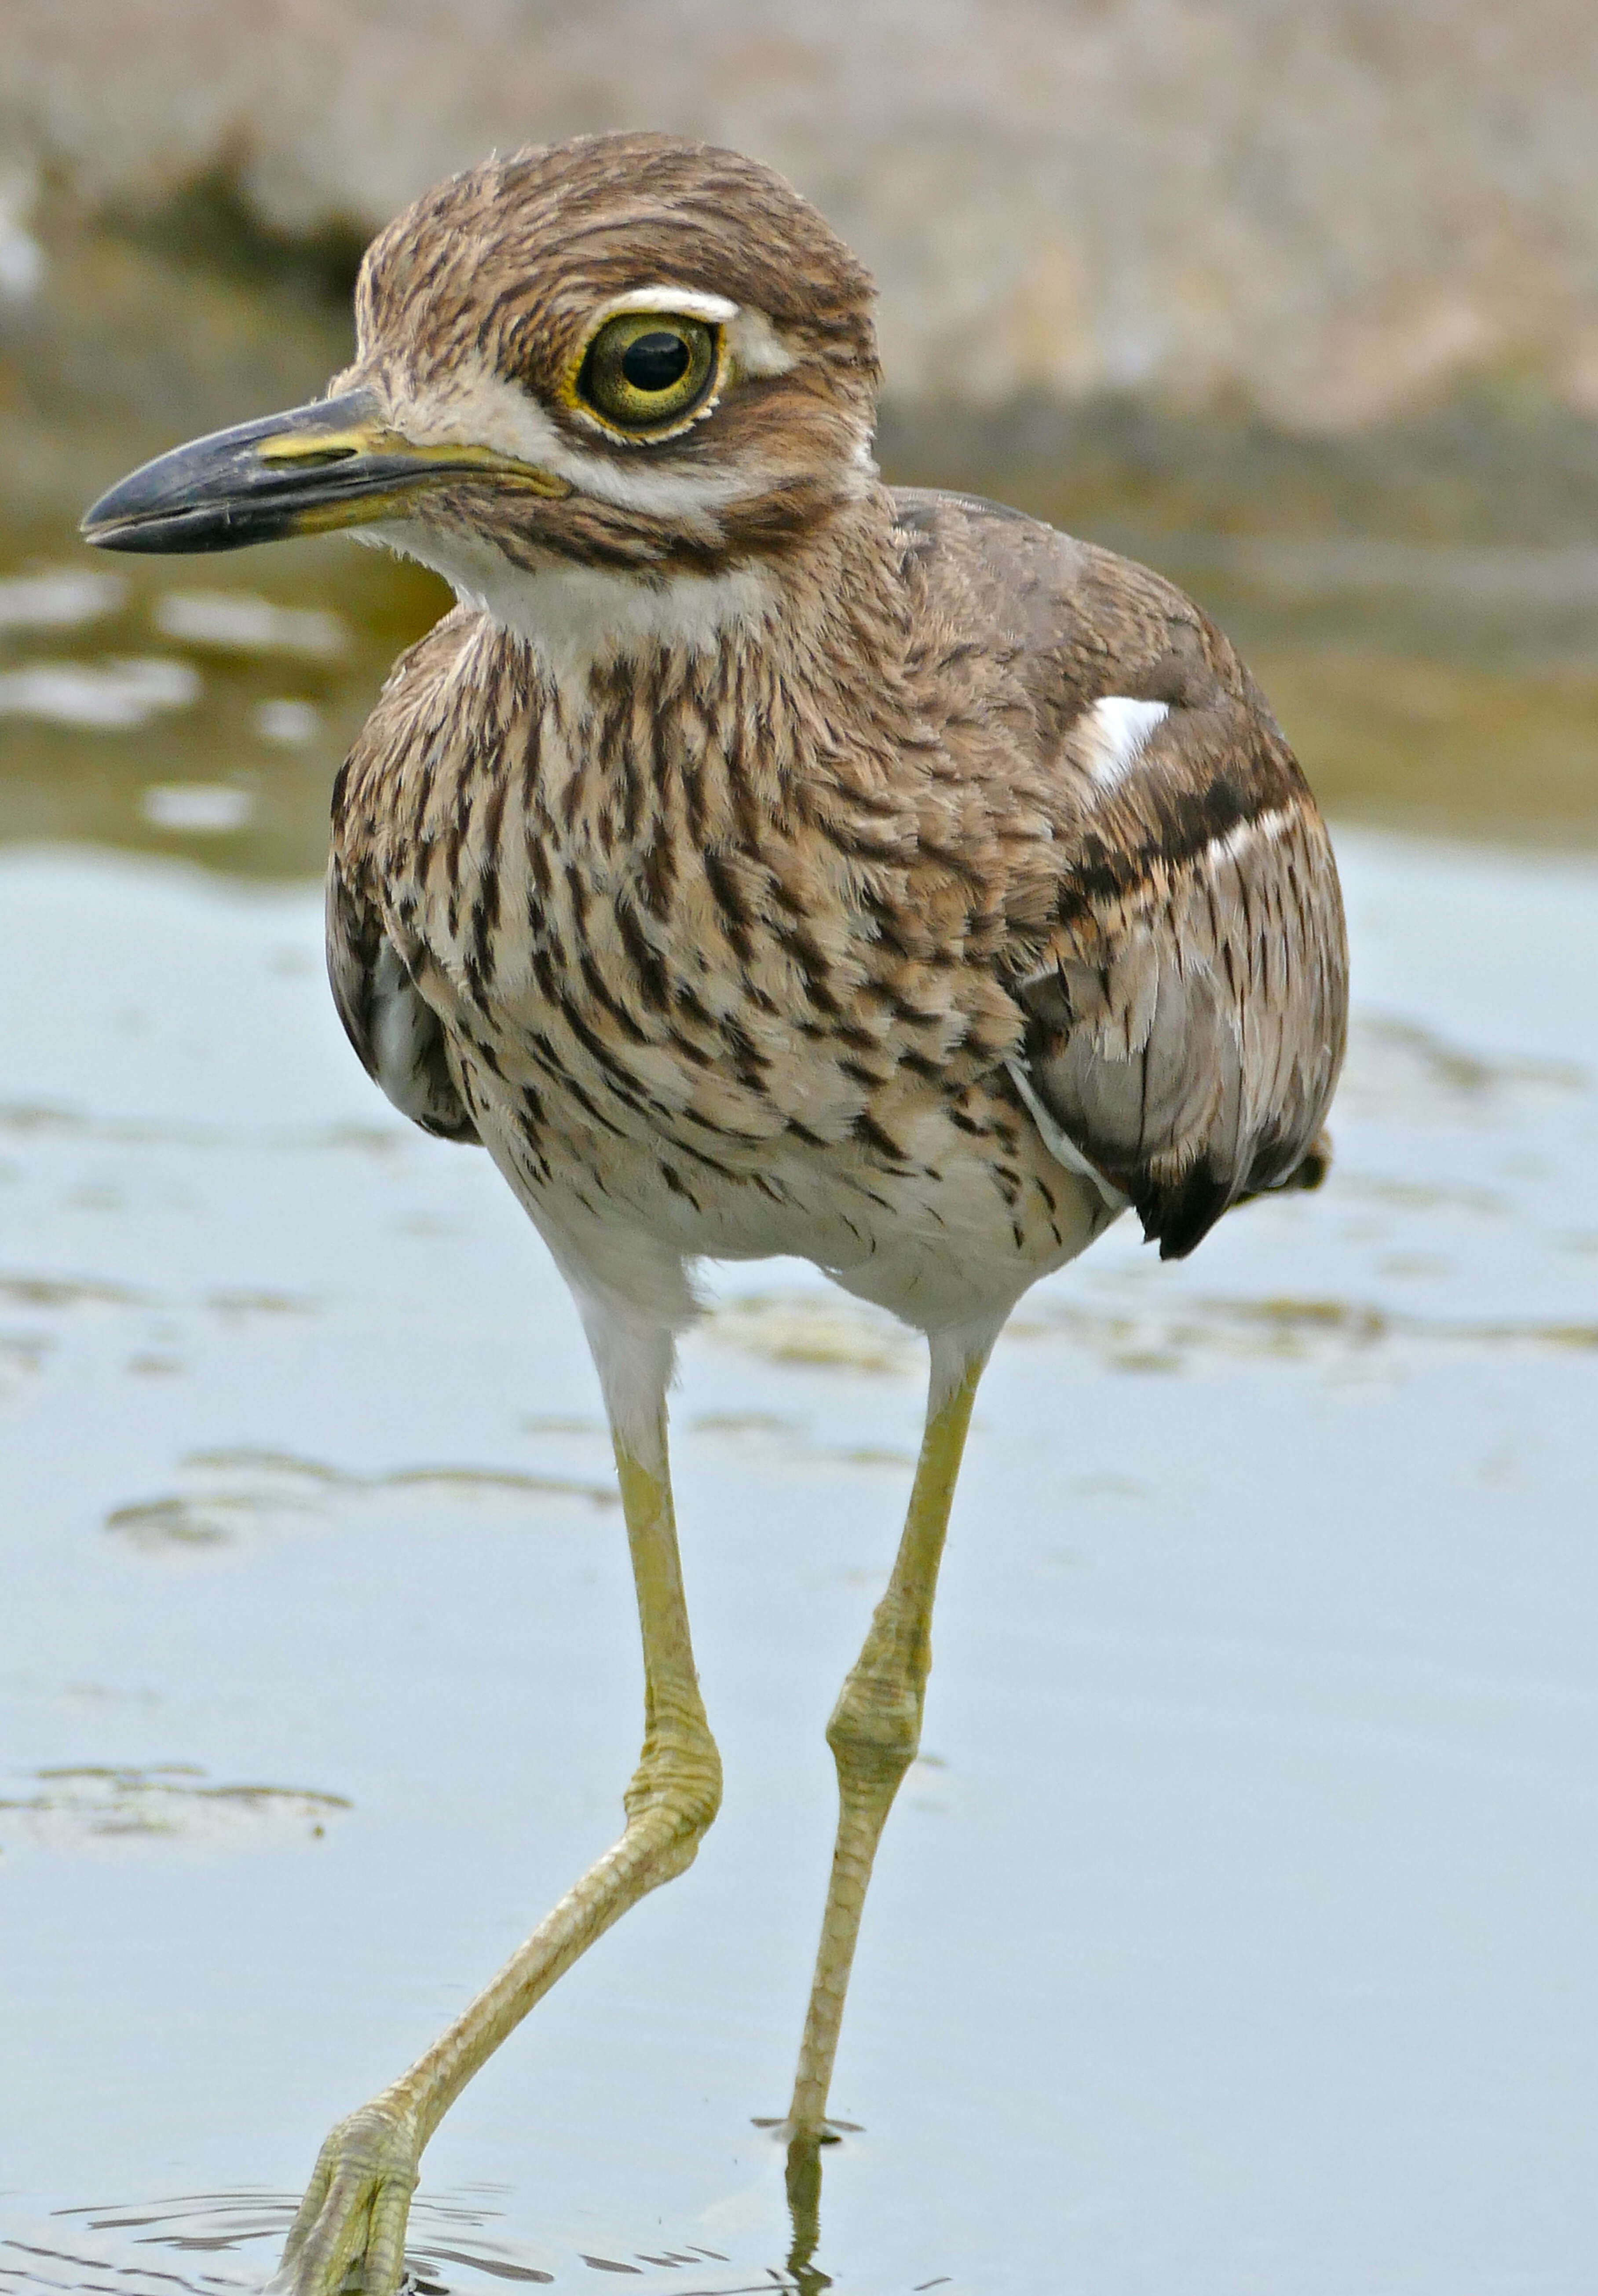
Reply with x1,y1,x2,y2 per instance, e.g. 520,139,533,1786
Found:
266,2098,422,2296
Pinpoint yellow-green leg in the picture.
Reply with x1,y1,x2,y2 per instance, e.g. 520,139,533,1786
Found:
787,1344,986,2144
270,1426,721,2296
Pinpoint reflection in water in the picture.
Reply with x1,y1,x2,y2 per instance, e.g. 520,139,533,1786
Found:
779,2131,879,2296
4,2190,828,2296
783,2136,828,2296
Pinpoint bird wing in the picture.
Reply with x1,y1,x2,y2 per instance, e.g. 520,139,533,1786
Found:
895,488,1349,1260
326,848,480,1145
325,608,483,1146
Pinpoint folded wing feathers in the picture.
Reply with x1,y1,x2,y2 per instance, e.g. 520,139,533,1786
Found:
325,861,480,1143
1018,703,1347,1260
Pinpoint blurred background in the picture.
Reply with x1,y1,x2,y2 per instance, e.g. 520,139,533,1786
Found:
4,0,1598,864
4,11,1598,2296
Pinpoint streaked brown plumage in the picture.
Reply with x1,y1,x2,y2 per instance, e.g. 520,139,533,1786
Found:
329,484,1340,1281
84,129,1347,2295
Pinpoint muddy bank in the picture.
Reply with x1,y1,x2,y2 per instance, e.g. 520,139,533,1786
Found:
6,0,1598,430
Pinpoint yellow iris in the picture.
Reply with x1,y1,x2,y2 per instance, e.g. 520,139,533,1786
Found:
575,313,720,435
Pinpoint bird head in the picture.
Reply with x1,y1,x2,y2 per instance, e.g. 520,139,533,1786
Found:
81,134,881,647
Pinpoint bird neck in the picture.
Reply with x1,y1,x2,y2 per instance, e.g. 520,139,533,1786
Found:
408,486,926,863
454,484,913,710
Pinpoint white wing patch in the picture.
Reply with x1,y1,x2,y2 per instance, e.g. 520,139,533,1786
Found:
1206,802,1293,868
1079,696,1170,787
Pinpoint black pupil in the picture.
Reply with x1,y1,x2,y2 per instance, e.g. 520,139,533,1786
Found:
622,330,691,393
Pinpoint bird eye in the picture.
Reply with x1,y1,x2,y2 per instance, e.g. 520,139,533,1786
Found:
575,313,720,434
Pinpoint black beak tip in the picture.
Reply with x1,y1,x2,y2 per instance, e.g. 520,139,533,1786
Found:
78,465,270,556
79,469,176,553
80,502,199,554
80,488,116,546
80,504,134,551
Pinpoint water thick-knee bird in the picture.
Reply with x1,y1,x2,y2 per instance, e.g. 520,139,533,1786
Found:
83,129,1348,2296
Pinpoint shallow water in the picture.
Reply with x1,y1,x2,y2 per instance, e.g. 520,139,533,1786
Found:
2,834,1595,2293
3,223,1598,2293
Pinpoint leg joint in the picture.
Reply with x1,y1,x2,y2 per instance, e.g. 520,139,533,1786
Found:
825,1669,923,1791
624,1715,723,1844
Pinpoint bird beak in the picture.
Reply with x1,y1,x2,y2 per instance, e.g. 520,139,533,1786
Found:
80,387,570,555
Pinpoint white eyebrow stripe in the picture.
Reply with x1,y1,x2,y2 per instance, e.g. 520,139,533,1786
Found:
1079,696,1170,786
589,284,740,325
587,286,797,379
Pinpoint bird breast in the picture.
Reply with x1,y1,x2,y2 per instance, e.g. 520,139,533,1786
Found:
328,603,1087,1295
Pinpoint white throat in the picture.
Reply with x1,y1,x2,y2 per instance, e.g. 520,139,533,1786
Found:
360,520,777,681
